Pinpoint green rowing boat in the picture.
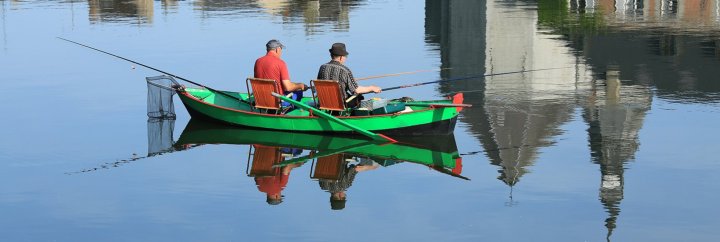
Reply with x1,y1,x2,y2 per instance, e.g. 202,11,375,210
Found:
176,87,466,136
59,39,466,136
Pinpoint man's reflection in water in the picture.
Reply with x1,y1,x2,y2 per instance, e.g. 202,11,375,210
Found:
250,146,304,205
316,156,378,210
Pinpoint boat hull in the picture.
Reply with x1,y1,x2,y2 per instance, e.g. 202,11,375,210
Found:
177,88,464,135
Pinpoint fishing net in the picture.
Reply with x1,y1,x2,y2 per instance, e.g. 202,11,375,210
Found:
147,118,175,157
146,75,180,119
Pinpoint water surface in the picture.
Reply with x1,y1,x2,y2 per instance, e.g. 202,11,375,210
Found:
1,0,719,241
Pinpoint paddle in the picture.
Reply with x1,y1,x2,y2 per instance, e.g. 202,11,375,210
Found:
273,141,379,167
381,67,568,91
271,92,396,143
57,37,250,105
428,165,471,180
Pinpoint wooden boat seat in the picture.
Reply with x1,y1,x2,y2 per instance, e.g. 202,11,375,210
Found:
310,154,346,181
246,77,283,113
311,80,350,115
247,145,284,177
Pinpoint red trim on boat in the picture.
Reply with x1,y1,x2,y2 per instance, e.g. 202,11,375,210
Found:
180,91,314,119
179,90,459,120
377,134,398,143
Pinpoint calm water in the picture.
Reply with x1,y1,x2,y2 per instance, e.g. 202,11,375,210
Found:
1,0,720,241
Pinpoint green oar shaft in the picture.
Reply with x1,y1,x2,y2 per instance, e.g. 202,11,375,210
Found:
274,141,377,167
271,92,396,143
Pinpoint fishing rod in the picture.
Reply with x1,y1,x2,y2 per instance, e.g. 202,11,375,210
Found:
57,37,248,104
65,143,203,175
356,68,451,81
382,67,569,91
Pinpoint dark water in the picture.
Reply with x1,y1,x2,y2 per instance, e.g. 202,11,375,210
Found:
1,0,719,241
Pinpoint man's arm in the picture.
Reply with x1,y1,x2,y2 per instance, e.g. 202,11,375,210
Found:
343,70,378,94
281,79,307,92
354,85,382,94
279,62,307,91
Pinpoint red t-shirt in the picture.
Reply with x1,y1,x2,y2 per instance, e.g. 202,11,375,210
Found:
255,174,289,195
254,52,290,93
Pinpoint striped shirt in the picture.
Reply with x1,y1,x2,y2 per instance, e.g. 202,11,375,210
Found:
319,167,358,193
317,60,358,99
318,158,374,193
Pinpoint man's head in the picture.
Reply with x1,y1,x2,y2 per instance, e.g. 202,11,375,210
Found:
266,193,283,205
329,43,349,62
330,191,346,210
266,39,285,54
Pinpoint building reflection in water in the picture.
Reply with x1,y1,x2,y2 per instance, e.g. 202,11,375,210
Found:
84,0,363,35
2,0,7,52
426,0,664,240
88,0,155,25
588,0,720,30
559,0,720,102
192,0,363,34
159,0,179,14
255,0,363,34
425,0,592,190
583,68,651,241
427,0,716,184
190,0,261,15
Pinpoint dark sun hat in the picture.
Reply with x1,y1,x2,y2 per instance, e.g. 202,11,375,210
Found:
329,43,349,56
330,198,346,210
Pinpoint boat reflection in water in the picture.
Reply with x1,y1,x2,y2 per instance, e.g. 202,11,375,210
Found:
174,119,466,209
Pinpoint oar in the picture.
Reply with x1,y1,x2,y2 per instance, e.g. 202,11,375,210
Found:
381,67,568,91
271,92,396,143
57,37,249,105
274,141,379,167
356,68,450,81
428,165,471,180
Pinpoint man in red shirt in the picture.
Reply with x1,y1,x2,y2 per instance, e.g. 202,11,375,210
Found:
254,39,308,106
254,151,304,205
255,172,289,205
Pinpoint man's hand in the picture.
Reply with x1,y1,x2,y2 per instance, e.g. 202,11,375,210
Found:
297,83,309,91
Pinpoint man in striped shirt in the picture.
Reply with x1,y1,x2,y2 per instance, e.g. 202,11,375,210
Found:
317,43,381,108
318,157,378,210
